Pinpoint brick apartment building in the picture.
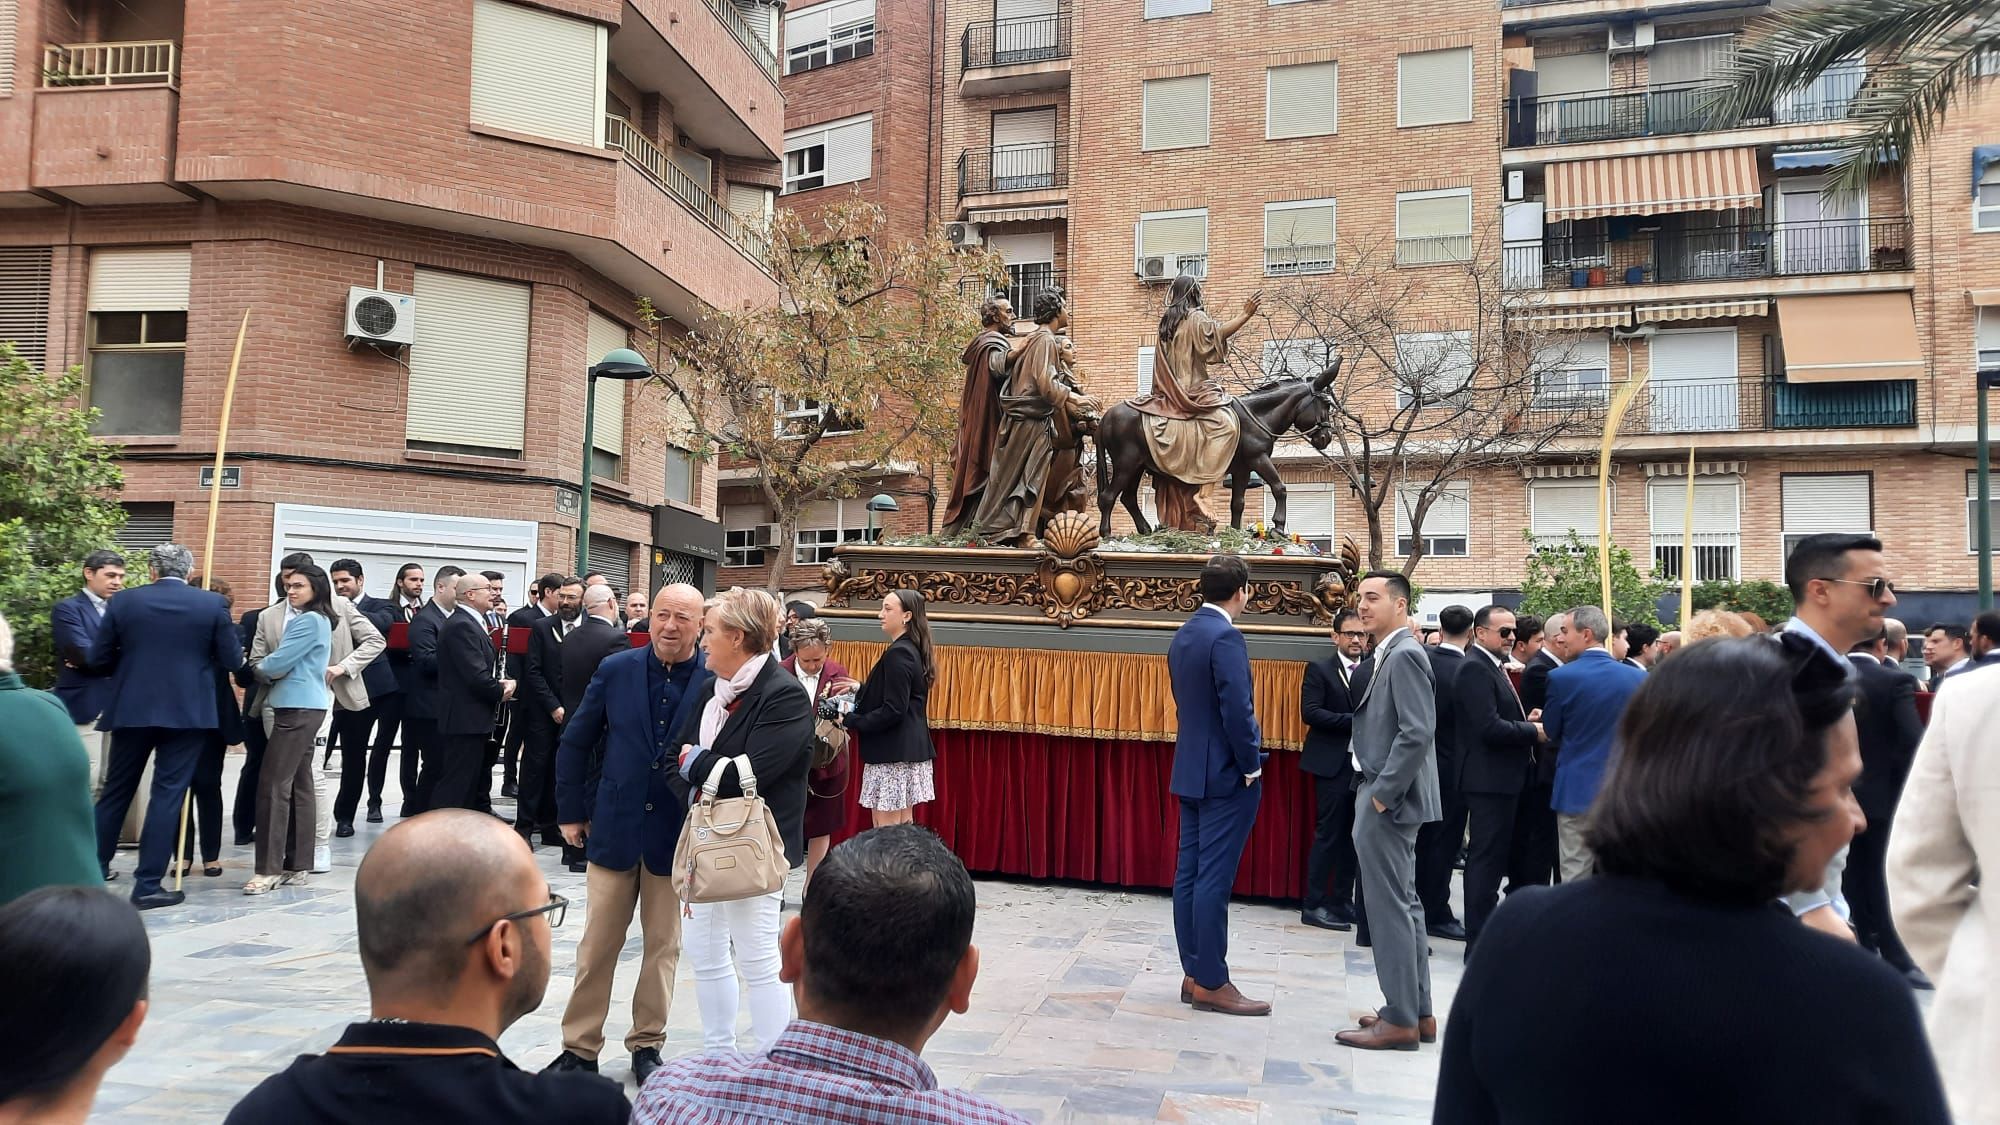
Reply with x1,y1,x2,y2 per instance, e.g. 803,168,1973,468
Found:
759,0,2000,621
1,0,785,604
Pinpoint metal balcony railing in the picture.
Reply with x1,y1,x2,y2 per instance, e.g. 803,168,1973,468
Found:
1264,243,1337,276
701,0,779,78
1395,234,1475,267
956,141,1068,197
959,266,1067,312
1505,64,1865,147
1503,215,1911,291
962,9,1072,70
1521,373,1917,435
605,115,769,266
42,40,179,87
1770,376,1918,430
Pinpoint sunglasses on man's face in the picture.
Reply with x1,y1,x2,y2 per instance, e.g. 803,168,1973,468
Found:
1826,576,1896,601
1495,627,1516,638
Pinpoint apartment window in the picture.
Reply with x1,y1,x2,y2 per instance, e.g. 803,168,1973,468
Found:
1981,161,2000,231
1395,482,1470,557
1144,0,1209,18
1394,331,1475,409
1397,46,1473,127
1264,199,1336,275
1262,482,1336,553
1261,337,1334,380
1971,472,2000,553
469,0,607,148
723,505,769,568
86,247,190,437
1650,476,1741,581
1981,307,2000,369
1141,75,1210,151
784,114,873,194
117,502,175,552
1137,346,1156,395
1136,208,1209,279
1781,473,1871,559
665,446,697,505
775,395,862,438
586,310,628,479
1533,334,1611,408
407,268,531,457
795,499,881,565
0,247,52,371
1528,480,1600,549
1396,188,1473,265
1266,62,1337,140
727,183,775,226
784,0,874,74
991,107,1058,190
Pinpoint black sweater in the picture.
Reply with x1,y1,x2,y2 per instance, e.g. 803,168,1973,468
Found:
1434,876,1949,1125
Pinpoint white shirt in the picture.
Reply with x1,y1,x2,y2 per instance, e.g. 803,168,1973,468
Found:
458,604,485,625
795,662,822,701
1339,653,1363,772
83,589,108,617
1438,641,1466,654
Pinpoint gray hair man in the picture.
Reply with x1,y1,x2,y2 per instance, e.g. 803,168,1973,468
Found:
1542,605,1646,883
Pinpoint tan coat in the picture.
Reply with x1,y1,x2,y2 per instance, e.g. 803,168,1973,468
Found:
246,595,385,716
1888,664,2000,1124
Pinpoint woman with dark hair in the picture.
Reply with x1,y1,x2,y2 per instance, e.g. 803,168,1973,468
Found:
0,886,150,1122
245,563,335,895
177,576,243,880
1131,275,1261,531
1434,634,1949,1123
831,590,937,828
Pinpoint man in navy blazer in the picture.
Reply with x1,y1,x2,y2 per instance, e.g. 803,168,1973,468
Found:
1544,605,1646,882
546,584,712,1079
51,549,126,791
88,543,245,909
1168,555,1269,1017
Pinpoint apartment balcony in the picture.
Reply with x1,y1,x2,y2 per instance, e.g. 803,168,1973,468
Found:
619,0,783,161
959,266,1067,312
606,115,769,268
1504,216,1912,297
1501,0,1765,28
957,141,1068,209
1524,374,1917,439
1503,66,1864,160
960,9,1071,96
32,41,185,203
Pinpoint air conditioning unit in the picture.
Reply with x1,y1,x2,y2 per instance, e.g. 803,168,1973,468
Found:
1608,20,1655,54
344,287,416,346
1136,253,1204,283
946,221,983,248
753,523,786,549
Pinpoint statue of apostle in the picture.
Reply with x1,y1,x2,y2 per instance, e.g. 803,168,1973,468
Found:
941,295,1031,536
970,288,1101,547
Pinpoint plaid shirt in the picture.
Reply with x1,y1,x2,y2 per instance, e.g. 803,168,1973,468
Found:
630,1021,1026,1125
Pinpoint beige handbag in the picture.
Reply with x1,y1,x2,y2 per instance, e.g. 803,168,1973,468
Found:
672,754,790,904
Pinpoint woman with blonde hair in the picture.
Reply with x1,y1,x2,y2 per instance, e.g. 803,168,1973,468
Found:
1683,609,1755,646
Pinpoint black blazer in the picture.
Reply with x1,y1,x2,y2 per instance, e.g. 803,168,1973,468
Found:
1456,648,1541,797
1298,655,1359,780
436,610,505,736
1426,645,1467,791
353,594,401,700
523,615,566,724
559,618,629,719
671,658,815,868
1849,655,1925,822
1519,650,1561,787
846,635,936,765
404,601,450,720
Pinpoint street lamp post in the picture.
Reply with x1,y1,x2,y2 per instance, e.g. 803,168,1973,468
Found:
865,493,899,539
577,348,655,573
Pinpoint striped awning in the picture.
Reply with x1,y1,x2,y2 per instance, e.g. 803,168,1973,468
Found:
1510,305,1633,330
967,204,1068,223
1546,147,1762,221
1525,463,1605,480
1635,298,1769,323
1645,460,1746,478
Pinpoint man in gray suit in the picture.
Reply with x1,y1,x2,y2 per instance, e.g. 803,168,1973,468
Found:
1337,572,1439,1052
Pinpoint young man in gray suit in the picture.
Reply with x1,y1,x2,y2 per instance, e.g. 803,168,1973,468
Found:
1337,572,1439,1051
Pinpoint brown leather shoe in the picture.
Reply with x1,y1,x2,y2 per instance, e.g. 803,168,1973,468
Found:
1358,1012,1436,1043
1180,976,1194,1005
1189,981,1271,1016
1336,1018,1421,1051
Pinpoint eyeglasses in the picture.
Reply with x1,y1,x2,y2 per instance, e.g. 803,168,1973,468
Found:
465,890,567,945
1825,576,1896,600
1338,630,1369,641
1495,627,1516,638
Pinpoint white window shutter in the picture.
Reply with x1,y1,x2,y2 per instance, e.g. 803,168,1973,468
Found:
407,269,531,453
587,311,629,457
1138,211,1207,257
1142,75,1210,150
987,231,1055,263
1533,51,1608,97
1266,62,1337,139
1264,201,1335,249
992,107,1056,147
1137,346,1156,395
1530,481,1600,538
727,182,774,221
1398,47,1472,126
471,0,606,148
88,247,191,312
1395,483,1470,540
821,115,873,186
0,2,15,98
1650,478,1739,535
783,3,832,47
1270,482,1336,541
1144,0,1210,16
995,0,1056,20
1397,192,1471,239
1782,474,1871,533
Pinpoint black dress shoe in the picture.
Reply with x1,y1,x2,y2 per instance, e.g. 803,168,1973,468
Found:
1426,919,1469,942
1301,906,1354,932
1325,902,1358,926
335,822,356,838
631,1047,663,1084
131,890,185,910
234,832,255,846
399,803,416,818
1356,930,1371,948
501,782,519,799
567,860,588,873
366,804,384,824
542,1050,597,1074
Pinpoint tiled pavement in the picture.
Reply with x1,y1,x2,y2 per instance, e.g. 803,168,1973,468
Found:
98,756,1457,1123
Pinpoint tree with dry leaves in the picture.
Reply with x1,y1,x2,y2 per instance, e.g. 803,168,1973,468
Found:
638,200,996,592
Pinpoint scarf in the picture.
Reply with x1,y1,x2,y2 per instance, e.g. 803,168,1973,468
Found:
698,654,768,754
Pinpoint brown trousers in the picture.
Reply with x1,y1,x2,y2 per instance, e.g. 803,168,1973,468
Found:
560,861,684,1059
255,708,324,876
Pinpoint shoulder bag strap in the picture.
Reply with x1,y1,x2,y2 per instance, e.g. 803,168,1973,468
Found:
731,753,759,798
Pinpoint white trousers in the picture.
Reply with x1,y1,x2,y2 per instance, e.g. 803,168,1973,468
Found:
684,890,791,1053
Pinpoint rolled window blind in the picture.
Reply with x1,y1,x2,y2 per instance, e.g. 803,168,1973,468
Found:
470,0,606,148
1138,211,1207,256
88,247,190,312
1781,474,1870,533
1398,47,1472,126
1266,62,1337,139
1142,75,1210,150
586,311,628,458
407,269,531,454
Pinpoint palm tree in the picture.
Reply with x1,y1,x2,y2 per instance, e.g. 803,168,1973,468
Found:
1711,0,2000,192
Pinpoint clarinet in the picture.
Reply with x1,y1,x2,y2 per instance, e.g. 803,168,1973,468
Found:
493,618,510,728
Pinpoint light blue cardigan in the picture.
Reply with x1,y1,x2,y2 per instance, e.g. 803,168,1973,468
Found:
258,611,333,711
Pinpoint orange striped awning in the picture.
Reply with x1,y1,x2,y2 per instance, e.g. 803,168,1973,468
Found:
1546,147,1762,221
1511,305,1634,330
1634,298,1769,323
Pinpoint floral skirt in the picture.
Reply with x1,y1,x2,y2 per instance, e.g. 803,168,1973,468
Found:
858,760,935,811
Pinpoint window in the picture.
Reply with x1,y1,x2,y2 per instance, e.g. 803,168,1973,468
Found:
992,0,1061,61
1649,476,1740,580
1262,482,1336,553
1144,0,1209,17
1533,334,1611,408
1971,472,2000,553
0,247,51,371
794,499,881,565
1261,337,1334,380
1266,62,1337,140
723,505,769,568
665,446,697,505
1137,346,1156,395
1981,161,2000,231
586,310,628,479
728,182,775,226
774,395,862,438
1394,331,1475,409
1395,482,1470,557
87,247,190,436
783,114,872,194
117,502,175,552
783,0,874,74
1264,198,1336,275
1781,473,1871,559
1395,188,1473,265
991,107,1058,190
1136,208,1209,278
470,0,606,148
406,269,529,457
1142,75,1210,151
1397,46,1473,127
1982,308,2000,369
1528,480,1600,549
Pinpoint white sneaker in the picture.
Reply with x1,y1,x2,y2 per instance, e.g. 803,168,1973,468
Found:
311,845,332,873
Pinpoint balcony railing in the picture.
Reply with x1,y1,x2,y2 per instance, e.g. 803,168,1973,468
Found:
1395,234,1474,267
1265,243,1337,276
1770,376,1918,430
1504,215,1911,291
959,266,1068,312
704,0,780,79
1505,65,1864,147
1522,373,1917,435
41,40,179,87
957,141,1068,198
962,9,1072,70
605,115,769,266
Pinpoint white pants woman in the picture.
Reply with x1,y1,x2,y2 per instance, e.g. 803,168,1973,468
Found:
684,889,790,1052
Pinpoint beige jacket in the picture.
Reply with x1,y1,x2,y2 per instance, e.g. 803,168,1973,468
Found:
246,595,385,715
1888,664,1999,1125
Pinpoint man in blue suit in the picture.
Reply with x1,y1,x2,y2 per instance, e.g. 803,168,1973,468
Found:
1544,605,1646,882
545,584,712,1083
88,543,245,909
1168,555,1269,1017
51,549,126,797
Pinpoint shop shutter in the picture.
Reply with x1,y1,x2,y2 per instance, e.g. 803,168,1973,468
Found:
88,247,190,312
1782,474,1871,534
1398,47,1473,126
406,269,531,454
470,0,605,148
1266,62,1337,139
1142,75,1210,150
117,502,175,551
588,534,633,596
0,247,51,369
587,310,629,458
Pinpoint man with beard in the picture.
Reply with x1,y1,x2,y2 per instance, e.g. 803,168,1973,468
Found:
969,287,1101,546
941,294,1031,536
223,810,628,1123
518,577,586,852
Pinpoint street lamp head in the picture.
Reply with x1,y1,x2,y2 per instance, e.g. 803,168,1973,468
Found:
866,493,900,513
591,347,654,380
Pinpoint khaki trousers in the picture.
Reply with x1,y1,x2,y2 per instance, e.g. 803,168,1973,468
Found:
83,725,147,844
560,861,684,1059
1556,812,1594,883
